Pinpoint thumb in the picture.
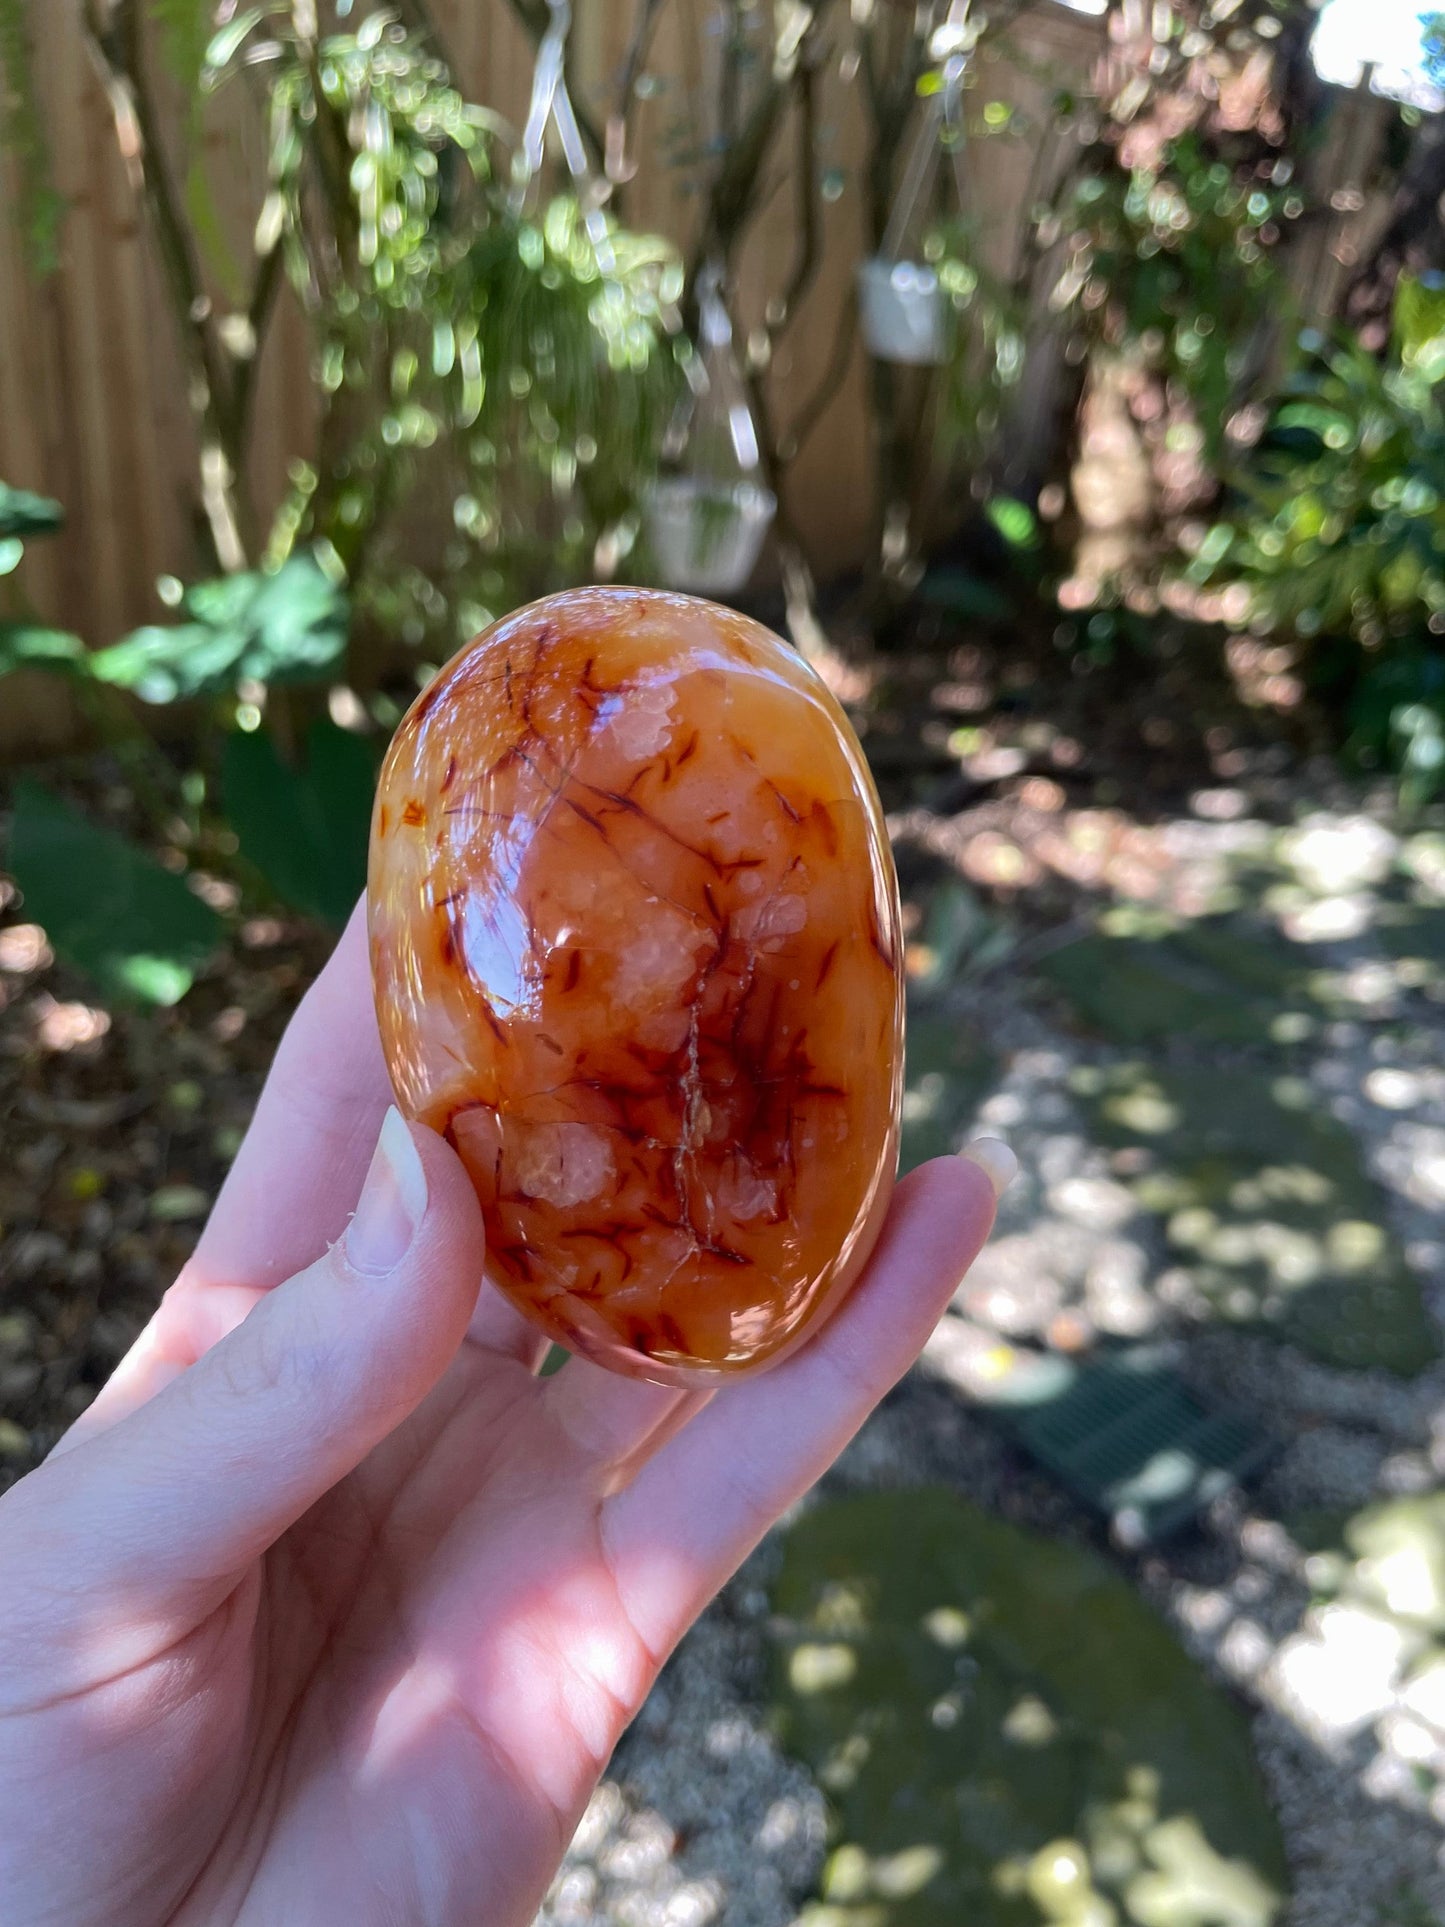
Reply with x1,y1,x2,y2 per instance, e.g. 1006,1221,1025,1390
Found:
27,1110,484,1625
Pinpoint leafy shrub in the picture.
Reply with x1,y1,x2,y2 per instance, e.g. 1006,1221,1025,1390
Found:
929,217,1028,473
88,555,350,705
1197,276,1445,804
1052,135,1294,455
0,5,686,998
8,781,223,1006
219,8,683,644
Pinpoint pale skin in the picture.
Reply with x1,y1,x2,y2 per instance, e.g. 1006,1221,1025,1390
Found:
0,904,1005,1927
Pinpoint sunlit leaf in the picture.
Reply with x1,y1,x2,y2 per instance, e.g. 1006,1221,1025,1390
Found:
202,5,269,83
90,552,349,702
985,495,1039,550
0,622,88,676
0,481,64,539
1393,272,1445,373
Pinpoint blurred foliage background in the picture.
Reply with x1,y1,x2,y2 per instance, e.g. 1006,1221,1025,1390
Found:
2,3,1445,1925
0,0,1441,946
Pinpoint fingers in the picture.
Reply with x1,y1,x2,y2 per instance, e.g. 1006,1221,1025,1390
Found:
60,1266,542,1460
187,897,395,1296
599,1150,1005,1661
22,1115,484,1643
51,1277,267,1455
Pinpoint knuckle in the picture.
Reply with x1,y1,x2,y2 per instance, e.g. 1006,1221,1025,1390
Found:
212,1283,342,1410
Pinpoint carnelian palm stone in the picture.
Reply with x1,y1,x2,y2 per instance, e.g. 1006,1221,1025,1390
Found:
369,587,904,1385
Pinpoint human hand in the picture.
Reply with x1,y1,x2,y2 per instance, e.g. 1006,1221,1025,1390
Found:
0,905,1007,1927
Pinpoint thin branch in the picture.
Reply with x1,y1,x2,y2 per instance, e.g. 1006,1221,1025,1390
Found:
718,0,743,153
291,3,358,302
606,0,668,198
853,0,939,248
856,7,885,124
782,296,856,461
773,37,824,341
686,91,779,288
731,15,831,434
688,0,840,293
230,236,284,455
614,0,667,120
81,0,250,570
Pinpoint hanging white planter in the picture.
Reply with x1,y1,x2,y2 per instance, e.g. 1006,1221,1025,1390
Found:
858,257,948,366
648,264,774,596
645,477,776,595
860,20,973,370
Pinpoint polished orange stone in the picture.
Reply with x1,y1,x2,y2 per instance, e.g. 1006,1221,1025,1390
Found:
369,588,904,1384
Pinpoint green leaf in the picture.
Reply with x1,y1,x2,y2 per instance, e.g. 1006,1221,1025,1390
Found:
0,622,88,676
1274,402,1350,441
6,782,222,1006
0,538,22,576
984,494,1039,549
223,718,375,926
202,6,268,83
91,623,234,704
90,552,350,702
0,481,64,539
1393,272,1445,372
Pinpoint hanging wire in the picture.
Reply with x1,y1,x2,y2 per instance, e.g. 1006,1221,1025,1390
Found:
698,258,761,472
511,0,617,276
880,0,976,263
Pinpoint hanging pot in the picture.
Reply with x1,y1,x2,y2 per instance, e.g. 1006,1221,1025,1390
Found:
859,17,973,371
645,476,776,595
858,257,948,367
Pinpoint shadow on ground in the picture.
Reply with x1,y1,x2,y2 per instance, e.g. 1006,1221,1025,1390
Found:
768,1488,1288,1927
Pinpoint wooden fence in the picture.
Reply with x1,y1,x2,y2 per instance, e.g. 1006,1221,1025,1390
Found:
0,0,1406,753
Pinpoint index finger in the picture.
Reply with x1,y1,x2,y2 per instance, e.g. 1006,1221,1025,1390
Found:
189,896,542,1363
188,897,393,1292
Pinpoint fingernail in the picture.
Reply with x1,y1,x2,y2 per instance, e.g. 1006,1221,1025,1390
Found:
347,1107,428,1275
960,1137,1018,1198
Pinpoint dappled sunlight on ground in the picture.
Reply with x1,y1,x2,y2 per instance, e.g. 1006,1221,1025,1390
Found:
875,759,1445,1927
770,1490,1287,1927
